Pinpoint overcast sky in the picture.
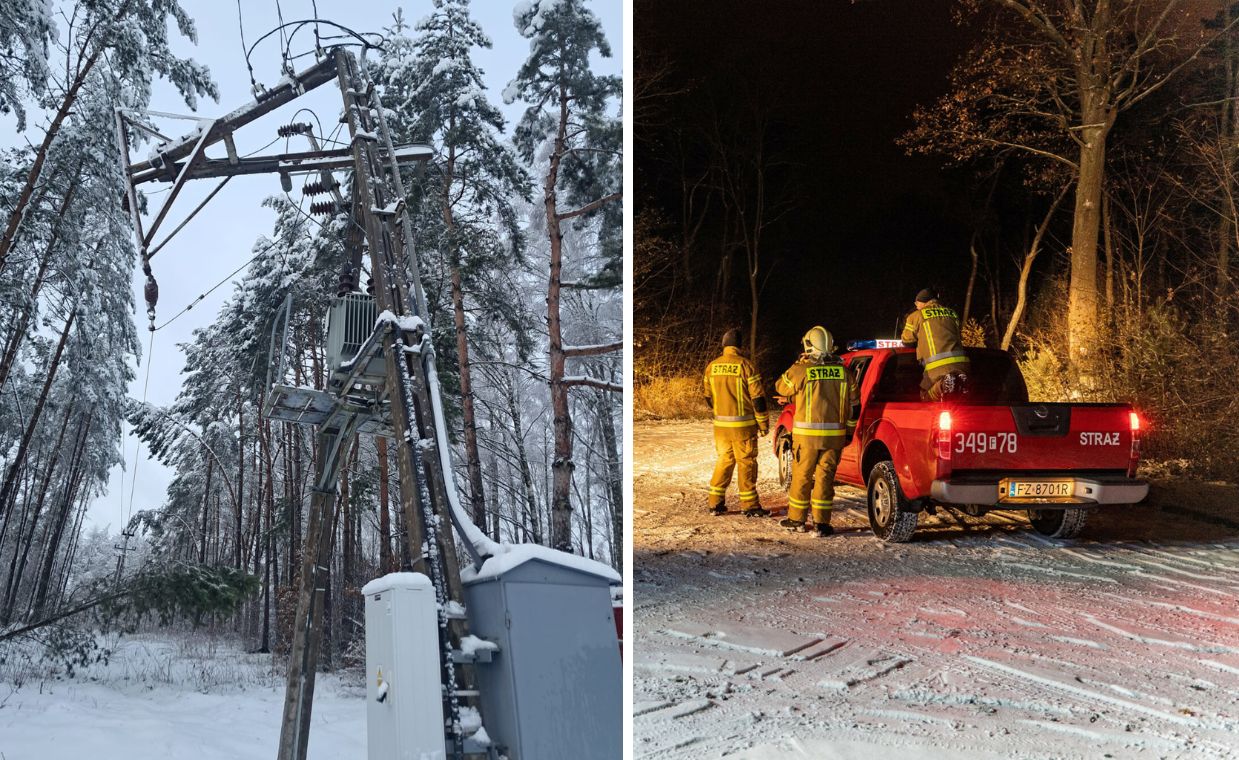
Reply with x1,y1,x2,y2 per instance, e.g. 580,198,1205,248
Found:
87,0,622,533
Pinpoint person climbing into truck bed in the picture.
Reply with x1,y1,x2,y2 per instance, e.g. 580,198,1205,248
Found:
773,326,856,536
901,288,970,401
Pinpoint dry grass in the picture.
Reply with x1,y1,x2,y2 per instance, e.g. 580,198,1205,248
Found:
634,376,711,421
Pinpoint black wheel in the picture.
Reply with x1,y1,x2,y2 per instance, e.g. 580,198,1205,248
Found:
776,432,793,489
867,460,918,542
1028,507,1088,538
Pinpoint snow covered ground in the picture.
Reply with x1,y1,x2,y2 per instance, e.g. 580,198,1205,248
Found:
0,633,364,759
634,420,1239,759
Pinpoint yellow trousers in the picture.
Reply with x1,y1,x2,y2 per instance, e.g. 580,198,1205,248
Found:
708,434,759,507
788,444,841,525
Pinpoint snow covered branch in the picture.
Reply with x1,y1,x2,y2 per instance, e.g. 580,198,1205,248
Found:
563,341,622,358
561,376,623,393
556,191,622,221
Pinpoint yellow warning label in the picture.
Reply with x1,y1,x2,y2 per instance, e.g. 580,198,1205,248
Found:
807,365,844,382
922,307,957,320
376,668,384,686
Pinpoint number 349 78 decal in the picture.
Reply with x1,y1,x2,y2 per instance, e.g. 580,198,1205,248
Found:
954,432,1018,454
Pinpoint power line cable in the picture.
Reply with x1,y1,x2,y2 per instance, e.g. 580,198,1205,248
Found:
236,0,258,95
125,329,156,525
153,240,280,332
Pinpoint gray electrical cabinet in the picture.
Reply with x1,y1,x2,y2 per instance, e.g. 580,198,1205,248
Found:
463,553,622,759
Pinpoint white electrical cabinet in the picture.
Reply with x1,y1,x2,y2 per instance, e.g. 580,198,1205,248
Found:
363,572,446,760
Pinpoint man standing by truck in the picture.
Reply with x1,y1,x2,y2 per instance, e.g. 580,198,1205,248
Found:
703,328,769,517
774,326,855,536
901,288,970,400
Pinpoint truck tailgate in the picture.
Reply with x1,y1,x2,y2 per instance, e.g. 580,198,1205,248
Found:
948,404,1134,472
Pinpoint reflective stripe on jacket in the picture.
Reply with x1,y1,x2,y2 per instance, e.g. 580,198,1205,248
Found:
704,347,763,439
774,357,855,451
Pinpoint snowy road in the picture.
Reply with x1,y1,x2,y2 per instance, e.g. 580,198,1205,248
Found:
634,420,1239,759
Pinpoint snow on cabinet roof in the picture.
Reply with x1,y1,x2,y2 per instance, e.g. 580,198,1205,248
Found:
362,571,432,596
461,543,621,584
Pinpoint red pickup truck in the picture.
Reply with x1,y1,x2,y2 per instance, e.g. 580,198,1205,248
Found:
772,344,1147,542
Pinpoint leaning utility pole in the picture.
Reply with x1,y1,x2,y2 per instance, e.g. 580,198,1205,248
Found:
116,46,495,760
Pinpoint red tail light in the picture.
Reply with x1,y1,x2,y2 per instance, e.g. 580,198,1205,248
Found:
935,410,953,479
1128,411,1142,478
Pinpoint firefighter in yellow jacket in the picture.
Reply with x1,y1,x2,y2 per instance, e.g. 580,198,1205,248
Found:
901,288,970,401
774,326,855,536
703,329,769,517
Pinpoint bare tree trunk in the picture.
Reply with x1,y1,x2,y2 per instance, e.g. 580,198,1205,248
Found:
289,423,302,586
235,389,244,569
30,414,91,620
963,233,979,328
376,435,393,573
0,312,74,535
449,263,489,534
596,387,622,569
546,85,575,553
1,403,72,623
199,456,213,564
260,421,274,654
0,40,108,274
1002,187,1069,350
1102,191,1115,314
0,181,78,389
1220,1,1237,303
1066,93,1112,383
505,370,541,544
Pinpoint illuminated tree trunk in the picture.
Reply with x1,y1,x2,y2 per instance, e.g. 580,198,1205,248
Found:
1067,107,1110,383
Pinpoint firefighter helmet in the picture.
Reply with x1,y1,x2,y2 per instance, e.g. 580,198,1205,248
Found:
802,326,833,358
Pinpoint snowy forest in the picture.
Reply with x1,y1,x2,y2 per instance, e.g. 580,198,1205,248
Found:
0,0,620,680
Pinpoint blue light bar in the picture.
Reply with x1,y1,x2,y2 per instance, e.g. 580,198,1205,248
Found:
846,339,904,352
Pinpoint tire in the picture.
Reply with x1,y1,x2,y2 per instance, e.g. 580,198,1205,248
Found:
776,432,794,490
1028,507,1088,538
867,460,918,542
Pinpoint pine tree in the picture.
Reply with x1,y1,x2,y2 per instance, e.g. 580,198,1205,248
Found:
0,0,217,275
507,0,622,552
0,0,55,130
375,2,532,537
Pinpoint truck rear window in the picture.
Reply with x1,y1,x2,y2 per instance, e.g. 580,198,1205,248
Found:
872,351,1029,405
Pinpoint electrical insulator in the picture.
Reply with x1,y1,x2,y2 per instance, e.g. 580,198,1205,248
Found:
276,122,312,138
302,179,338,196
144,275,159,309
310,200,338,216
337,267,355,296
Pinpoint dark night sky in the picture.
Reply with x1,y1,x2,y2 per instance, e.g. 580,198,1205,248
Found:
638,0,983,362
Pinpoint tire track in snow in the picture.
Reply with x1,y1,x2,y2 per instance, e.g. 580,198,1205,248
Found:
964,655,1202,727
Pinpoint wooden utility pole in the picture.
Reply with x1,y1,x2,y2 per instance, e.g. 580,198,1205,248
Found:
115,48,490,760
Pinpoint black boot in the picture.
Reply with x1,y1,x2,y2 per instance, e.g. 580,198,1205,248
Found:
710,503,727,516
815,523,834,537
779,517,805,532
743,504,770,518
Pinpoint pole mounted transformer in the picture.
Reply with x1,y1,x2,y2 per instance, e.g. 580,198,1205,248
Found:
116,44,620,760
